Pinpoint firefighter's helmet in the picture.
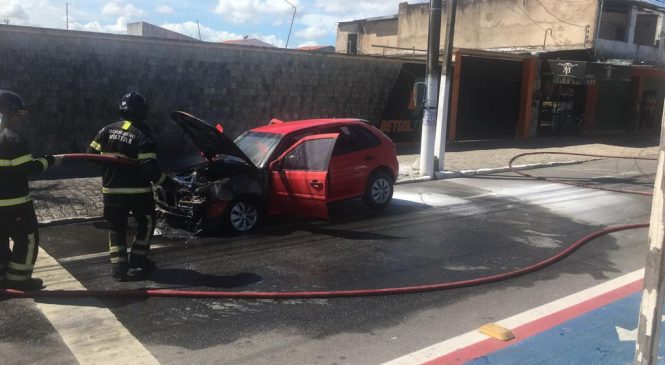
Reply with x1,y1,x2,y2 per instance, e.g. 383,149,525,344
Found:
119,91,149,121
0,90,27,122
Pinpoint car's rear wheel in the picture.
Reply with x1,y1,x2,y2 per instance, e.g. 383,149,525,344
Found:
363,171,393,210
224,197,262,233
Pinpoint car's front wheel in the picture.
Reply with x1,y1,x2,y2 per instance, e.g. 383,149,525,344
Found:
224,197,262,234
362,171,394,210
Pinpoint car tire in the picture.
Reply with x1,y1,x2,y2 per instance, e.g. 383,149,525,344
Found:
223,197,262,234
362,171,394,210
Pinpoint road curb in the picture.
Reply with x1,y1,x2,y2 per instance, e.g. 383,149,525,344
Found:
397,160,584,184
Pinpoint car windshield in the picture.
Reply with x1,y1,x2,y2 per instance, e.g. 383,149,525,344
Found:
234,131,282,168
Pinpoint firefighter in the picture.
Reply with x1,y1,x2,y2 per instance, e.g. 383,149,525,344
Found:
0,90,61,290
87,92,178,281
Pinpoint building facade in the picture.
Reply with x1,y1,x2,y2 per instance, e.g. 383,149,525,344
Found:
337,0,665,141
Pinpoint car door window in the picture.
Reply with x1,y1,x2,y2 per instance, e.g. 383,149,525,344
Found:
271,130,316,161
283,138,336,171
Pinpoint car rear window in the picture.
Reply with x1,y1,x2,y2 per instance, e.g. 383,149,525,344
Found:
349,125,382,148
320,125,382,156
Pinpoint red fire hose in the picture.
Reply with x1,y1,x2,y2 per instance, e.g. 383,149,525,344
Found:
0,152,654,299
55,153,138,166
1,223,648,299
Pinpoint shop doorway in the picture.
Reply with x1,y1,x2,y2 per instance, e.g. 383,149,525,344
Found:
455,56,522,140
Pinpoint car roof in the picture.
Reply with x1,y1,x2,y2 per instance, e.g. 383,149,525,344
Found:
250,118,370,135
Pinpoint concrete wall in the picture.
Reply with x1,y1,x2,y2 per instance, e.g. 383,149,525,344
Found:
397,2,430,51
453,0,597,50
337,0,598,55
337,17,399,55
0,25,405,155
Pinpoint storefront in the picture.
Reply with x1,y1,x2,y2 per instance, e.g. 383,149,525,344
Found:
538,60,636,135
537,60,591,136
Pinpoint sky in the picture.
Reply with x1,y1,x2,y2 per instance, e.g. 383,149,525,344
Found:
0,0,428,48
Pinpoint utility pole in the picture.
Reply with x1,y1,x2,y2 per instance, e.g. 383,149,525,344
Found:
418,0,442,177
635,104,665,364
196,19,202,41
434,0,457,171
283,0,297,48
66,2,69,30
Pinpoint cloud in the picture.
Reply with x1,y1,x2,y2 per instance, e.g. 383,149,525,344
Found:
0,1,29,24
214,0,298,24
297,41,319,48
161,21,285,47
161,21,241,42
102,0,144,18
70,16,128,33
312,0,404,18
155,5,174,15
295,13,337,41
256,34,285,48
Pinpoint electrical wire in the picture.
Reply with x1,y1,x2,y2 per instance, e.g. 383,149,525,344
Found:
533,0,589,27
504,1,566,45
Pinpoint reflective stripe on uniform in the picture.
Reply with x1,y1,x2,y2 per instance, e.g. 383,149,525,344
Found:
110,256,128,264
6,273,31,281
36,157,49,170
138,152,157,160
8,261,34,271
90,141,102,152
24,233,36,266
0,195,32,207
122,121,132,130
102,187,152,194
0,154,33,167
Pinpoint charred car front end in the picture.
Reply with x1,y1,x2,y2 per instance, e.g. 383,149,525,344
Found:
155,112,270,234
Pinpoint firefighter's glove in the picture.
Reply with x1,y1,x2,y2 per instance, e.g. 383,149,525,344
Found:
45,155,63,168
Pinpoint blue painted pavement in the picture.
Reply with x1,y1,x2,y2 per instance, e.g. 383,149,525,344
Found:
467,293,665,365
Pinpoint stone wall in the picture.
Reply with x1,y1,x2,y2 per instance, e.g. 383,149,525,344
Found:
0,25,405,155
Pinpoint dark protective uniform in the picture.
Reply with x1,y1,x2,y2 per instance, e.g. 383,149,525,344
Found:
87,119,168,272
0,127,55,283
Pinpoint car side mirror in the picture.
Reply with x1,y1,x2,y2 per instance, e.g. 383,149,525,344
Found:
269,159,282,171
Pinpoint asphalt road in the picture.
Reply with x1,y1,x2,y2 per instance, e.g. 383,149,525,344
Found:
0,158,656,365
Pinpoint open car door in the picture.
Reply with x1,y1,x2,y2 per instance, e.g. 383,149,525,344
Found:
268,133,339,220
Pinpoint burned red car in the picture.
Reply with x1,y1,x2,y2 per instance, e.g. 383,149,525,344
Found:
156,111,399,234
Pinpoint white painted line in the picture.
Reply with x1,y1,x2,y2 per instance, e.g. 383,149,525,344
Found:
382,268,645,365
57,244,170,264
33,248,160,365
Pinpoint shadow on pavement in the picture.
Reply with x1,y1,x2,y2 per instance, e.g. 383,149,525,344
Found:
146,269,263,289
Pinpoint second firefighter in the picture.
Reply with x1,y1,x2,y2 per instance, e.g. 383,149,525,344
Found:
88,91,178,281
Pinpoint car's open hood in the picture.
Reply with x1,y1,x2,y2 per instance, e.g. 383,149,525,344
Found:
170,111,255,167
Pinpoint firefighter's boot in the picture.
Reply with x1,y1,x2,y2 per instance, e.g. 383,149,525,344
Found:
5,277,44,291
